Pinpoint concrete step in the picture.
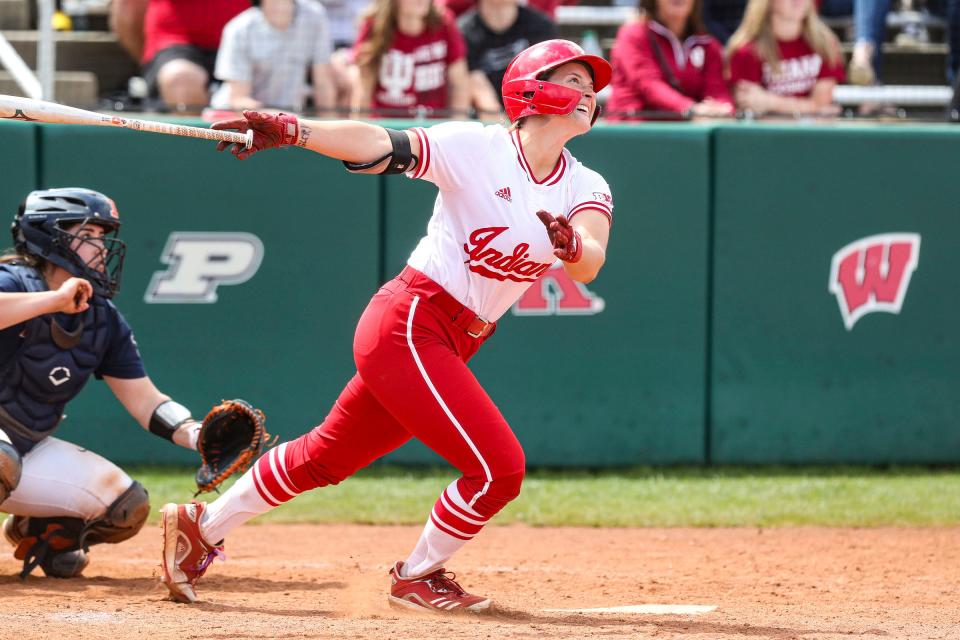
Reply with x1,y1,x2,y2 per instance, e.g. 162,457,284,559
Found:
0,0,30,30
0,30,138,94
0,69,98,106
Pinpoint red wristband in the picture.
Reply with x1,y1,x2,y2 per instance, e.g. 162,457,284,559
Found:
566,230,583,263
277,113,300,147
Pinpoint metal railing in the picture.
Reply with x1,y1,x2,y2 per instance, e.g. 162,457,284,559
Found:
0,0,55,100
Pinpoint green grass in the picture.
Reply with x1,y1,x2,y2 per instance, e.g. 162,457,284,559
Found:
131,465,960,527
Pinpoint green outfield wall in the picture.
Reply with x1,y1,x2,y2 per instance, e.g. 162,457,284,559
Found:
0,122,37,219
1,121,957,465
711,125,960,464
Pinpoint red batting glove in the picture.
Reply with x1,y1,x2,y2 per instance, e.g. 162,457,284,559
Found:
536,210,583,263
210,110,300,160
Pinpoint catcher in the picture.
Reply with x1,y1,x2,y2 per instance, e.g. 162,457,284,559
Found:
0,187,268,579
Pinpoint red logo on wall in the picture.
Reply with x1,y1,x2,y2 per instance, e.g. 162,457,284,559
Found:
828,233,920,330
512,263,605,315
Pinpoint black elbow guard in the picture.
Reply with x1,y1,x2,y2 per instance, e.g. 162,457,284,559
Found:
342,128,418,175
149,400,193,441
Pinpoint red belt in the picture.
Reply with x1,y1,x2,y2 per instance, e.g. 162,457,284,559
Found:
398,266,495,339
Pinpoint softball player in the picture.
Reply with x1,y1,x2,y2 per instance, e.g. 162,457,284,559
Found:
0,188,209,578
161,39,614,612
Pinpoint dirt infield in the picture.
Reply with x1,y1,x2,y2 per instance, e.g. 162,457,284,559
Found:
1,525,957,639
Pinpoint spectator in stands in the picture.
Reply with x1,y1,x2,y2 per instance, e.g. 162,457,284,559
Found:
439,0,576,20
951,63,960,117
110,0,148,61
353,0,470,117
846,0,891,85
702,0,748,42
209,0,336,113
458,0,558,117
317,0,374,112
942,0,960,85
727,0,844,116
316,0,372,47
140,0,251,113
606,0,733,119
703,0,851,45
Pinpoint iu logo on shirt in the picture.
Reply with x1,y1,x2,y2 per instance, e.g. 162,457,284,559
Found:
512,263,605,315
828,233,920,330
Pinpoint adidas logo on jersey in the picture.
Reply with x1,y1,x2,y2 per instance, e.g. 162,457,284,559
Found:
494,187,512,202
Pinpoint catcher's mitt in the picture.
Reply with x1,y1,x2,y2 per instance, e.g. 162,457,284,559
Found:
195,399,274,495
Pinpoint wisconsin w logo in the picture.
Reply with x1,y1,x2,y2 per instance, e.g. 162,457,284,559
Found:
512,263,604,315
828,233,920,330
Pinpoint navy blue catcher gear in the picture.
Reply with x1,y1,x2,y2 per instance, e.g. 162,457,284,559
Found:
11,188,127,298
0,263,117,454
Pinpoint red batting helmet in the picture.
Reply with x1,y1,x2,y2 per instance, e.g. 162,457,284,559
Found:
501,39,612,125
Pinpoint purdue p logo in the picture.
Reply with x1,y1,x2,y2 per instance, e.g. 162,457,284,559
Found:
828,233,920,330
145,232,264,303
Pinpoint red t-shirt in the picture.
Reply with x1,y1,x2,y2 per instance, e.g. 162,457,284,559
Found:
142,0,251,64
728,38,845,97
606,20,731,119
355,13,467,115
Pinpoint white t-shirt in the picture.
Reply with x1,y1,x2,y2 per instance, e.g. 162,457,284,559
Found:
314,0,369,47
211,0,332,111
405,122,614,322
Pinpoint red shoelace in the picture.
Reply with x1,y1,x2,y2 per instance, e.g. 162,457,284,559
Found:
425,571,467,596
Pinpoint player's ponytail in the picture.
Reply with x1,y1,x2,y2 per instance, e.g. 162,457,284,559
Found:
0,250,42,268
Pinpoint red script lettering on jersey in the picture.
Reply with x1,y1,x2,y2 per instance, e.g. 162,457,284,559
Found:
463,227,552,283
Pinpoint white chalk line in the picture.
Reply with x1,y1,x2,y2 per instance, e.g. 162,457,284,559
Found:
543,604,717,615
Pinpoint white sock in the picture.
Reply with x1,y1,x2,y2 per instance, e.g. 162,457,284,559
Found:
401,518,468,578
199,469,274,544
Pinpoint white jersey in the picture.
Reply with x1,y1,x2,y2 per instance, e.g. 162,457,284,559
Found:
405,122,613,322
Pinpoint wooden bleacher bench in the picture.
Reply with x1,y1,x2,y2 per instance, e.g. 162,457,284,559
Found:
0,29,137,95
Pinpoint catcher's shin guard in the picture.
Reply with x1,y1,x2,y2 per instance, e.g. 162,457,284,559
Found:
0,430,22,503
3,514,89,578
3,481,148,579
84,481,150,545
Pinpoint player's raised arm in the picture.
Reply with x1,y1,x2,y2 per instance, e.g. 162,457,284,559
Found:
0,277,93,330
211,112,421,175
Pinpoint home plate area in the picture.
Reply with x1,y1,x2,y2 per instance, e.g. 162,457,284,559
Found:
0,524,955,639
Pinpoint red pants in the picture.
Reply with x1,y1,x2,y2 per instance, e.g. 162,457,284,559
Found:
252,268,525,539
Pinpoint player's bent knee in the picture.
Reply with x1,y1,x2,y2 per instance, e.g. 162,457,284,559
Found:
157,59,207,84
84,480,150,546
493,467,525,503
0,433,22,504
472,468,525,518
157,60,208,98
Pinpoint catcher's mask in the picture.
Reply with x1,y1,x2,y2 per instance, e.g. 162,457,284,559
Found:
501,39,612,126
12,188,126,298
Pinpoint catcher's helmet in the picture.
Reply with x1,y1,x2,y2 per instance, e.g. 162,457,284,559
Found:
501,39,612,125
12,188,127,298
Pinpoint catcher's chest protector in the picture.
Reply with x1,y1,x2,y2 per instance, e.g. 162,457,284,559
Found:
0,264,111,454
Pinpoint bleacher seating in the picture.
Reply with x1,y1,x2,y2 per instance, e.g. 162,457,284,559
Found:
0,0,30,30
0,0,132,106
0,0,953,113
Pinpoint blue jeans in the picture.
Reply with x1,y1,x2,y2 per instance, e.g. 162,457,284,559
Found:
855,0,960,83
941,0,960,82
854,0,894,77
